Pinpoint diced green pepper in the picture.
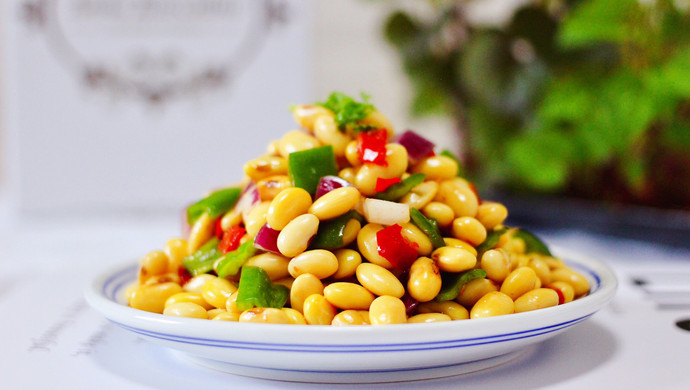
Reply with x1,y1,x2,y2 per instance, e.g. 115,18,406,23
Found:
288,145,338,195
182,237,221,276
440,149,464,177
375,173,425,201
475,227,508,254
309,210,362,250
435,269,487,301
216,240,258,278
409,208,446,249
236,266,290,310
186,187,241,225
512,228,552,256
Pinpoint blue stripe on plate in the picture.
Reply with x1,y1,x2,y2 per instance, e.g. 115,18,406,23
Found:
109,314,591,353
103,258,600,353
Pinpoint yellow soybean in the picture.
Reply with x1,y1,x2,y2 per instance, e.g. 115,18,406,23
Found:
288,250,339,279
369,296,407,325
309,187,360,220
407,257,442,303
470,291,515,319
266,187,312,230
514,288,559,313
323,282,375,310
356,262,405,298
163,302,208,319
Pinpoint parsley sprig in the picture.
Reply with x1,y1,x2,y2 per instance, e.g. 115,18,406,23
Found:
317,92,376,132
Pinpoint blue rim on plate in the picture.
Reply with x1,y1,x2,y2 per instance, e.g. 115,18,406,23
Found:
85,247,616,383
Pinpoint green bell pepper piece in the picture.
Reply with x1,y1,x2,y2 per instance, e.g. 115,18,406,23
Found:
409,208,446,249
435,269,487,301
186,187,241,225
309,210,363,249
216,240,258,278
288,145,338,195
182,237,221,276
375,173,425,201
475,227,508,254
236,266,290,310
512,228,552,256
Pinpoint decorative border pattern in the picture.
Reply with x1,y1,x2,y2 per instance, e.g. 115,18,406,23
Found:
20,0,289,103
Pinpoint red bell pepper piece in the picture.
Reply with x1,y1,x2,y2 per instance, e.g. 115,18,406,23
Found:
548,286,566,305
357,128,388,166
375,177,401,193
218,226,246,254
377,224,419,270
214,217,224,239
178,265,193,286
468,182,482,205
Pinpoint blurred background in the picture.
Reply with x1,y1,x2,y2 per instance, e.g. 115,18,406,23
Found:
1,0,689,246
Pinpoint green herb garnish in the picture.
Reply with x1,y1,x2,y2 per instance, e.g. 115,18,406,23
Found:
317,92,375,131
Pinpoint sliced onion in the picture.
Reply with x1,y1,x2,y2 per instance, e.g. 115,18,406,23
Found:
362,198,410,226
253,223,281,254
236,181,260,220
395,130,435,163
314,175,352,200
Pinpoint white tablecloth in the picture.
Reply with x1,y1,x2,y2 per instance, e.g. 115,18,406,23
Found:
2,216,689,389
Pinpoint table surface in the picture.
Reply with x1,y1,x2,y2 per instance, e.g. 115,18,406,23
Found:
2,214,689,389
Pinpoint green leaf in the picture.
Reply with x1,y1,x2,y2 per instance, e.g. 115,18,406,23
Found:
536,76,592,123
619,153,646,195
507,6,558,60
659,111,690,152
458,31,513,110
410,82,452,116
384,11,418,47
504,130,574,191
558,0,640,48
652,48,690,98
317,92,375,131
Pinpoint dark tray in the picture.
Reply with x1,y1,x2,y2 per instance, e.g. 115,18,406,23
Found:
487,192,690,249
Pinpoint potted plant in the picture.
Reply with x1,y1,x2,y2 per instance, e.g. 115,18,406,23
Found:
382,0,690,245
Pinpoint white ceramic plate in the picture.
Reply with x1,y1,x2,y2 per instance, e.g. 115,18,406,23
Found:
85,247,617,383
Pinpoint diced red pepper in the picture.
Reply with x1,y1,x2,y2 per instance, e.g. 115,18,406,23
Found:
548,286,566,305
468,182,482,205
218,226,246,254
375,177,401,193
376,224,419,270
357,128,388,166
214,217,224,239
178,265,193,286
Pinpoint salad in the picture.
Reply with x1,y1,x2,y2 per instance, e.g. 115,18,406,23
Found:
126,92,590,325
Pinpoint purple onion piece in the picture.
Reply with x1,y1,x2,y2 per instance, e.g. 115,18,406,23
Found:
253,223,281,254
395,130,435,162
236,181,260,218
401,293,419,314
314,175,351,200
